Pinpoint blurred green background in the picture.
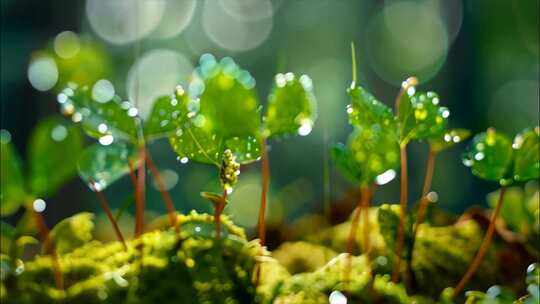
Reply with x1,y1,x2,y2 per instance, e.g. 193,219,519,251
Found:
1,0,538,240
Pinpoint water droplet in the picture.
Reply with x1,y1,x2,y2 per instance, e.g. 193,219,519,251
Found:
452,135,461,143
462,159,473,167
426,191,438,202
98,123,108,133
72,112,83,123
99,135,114,146
441,109,450,118
175,129,183,136
127,107,138,117
285,72,294,82
346,104,353,114
0,129,12,144
92,79,115,103
444,134,452,142
33,199,46,213
432,97,439,105
180,157,189,164
299,74,313,90
51,125,68,141
474,152,485,161
193,115,206,128
298,120,312,136
407,86,416,96
329,290,347,304
275,73,286,88
57,93,68,104
376,169,396,185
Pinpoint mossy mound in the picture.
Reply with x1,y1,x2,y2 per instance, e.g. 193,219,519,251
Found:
3,212,268,304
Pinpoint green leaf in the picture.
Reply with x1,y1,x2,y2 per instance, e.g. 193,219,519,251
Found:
377,204,413,258
398,91,449,145
462,129,513,184
201,192,229,209
0,130,27,215
512,127,539,182
264,73,317,137
144,86,191,141
193,55,260,138
0,222,16,255
169,123,223,166
50,212,94,254
347,85,396,131
430,128,471,153
77,142,139,191
28,117,84,198
58,83,139,143
332,125,400,186
224,135,261,164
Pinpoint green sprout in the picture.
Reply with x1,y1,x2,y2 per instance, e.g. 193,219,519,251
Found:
332,44,400,281
0,117,84,289
453,127,540,297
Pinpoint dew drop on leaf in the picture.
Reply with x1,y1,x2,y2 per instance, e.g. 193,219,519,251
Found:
32,199,46,213
98,135,114,146
329,290,347,304
51,125,68,142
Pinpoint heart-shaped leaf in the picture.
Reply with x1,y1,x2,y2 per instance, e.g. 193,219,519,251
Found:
332,125,400,186
144,86,191,141
347,85,396,131
169,123,223,166
462,128,513,184
192,54,260,138
0,130,27,216
50,212,94,254
224,135,261,164
57,83,139,143
77,142,139,191
28,117,83,198
398,91,449,145
512,127,539,182
265,73,317,137
430,129,471,153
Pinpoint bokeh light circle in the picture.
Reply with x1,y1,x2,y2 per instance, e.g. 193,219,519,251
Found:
28,56,58,91
86,0,165,45
126,49,193,119
54,31,81,59
366,1,449,85
202,0,273,52
150,0,197,39
218,0,273,22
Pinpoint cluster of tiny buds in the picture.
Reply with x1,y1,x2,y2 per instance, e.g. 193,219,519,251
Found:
220,149,240,192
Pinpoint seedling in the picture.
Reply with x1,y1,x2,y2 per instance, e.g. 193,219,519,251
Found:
453,127,539,297
332,45,400,282
57,79,189,237
0,117,84,289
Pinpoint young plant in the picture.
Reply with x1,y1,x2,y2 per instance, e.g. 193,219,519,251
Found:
332,45,400,267
259,72,317,245
57,80,190,237
392,80,451,283
168,55,262,238
453,127,539,297
0,117,84,289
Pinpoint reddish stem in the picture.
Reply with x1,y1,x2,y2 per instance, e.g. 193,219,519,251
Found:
127,160,138,189
134,145,146,238
31,208,63,290
145,151,179,233
215,190,228,239
392,145,408,283
89,181,127,250
453,187,507,297
257,139,270,245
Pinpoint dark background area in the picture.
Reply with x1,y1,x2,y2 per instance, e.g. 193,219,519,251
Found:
1,0,538,239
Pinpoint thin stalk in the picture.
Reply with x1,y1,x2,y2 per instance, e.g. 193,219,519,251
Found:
127,160,138,189
30,207,63,290
350,42,358,85
257,139,270,245
134,145,146,238
360,186,372,257
215,190,228,239
89,181,127,250
392,145,408,283
452,186,507,297
407,148,437,289
145,151,179,233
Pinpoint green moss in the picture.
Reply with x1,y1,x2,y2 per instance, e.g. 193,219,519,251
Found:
5,211,273,304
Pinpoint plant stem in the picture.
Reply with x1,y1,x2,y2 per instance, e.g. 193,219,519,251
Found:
134,145,146,238
360,186,372,257
452,186,507,297
406,148,437,288
89,181,127,250
257,139,270,245
145,151,179,233
30,207,63,290
215,190,228,239
127,160,138,189
392,145,408,283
